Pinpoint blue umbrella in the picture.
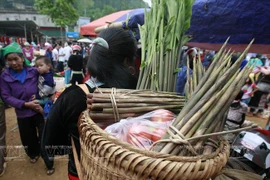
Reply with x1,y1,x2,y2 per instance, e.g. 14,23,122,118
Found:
122,9,147,40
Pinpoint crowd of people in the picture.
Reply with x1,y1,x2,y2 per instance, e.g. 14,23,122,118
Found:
0,28,270,179
0,27,139,179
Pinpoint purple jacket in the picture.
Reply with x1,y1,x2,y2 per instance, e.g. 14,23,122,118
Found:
0,66,39,118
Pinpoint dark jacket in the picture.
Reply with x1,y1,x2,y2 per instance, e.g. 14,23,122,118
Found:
41,84,106,176
41,70,137,177
68,55,83,71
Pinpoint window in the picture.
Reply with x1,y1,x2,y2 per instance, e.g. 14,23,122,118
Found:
6,18,9,21
33,16,36,20
26,18,29,20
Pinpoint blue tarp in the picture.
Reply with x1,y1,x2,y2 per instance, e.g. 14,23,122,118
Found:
121,9,147,40
186,0,270,45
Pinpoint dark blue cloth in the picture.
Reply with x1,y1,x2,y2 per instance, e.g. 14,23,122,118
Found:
44,99,53,119
121,8,148,40
202,54,213,67
186,0,270,45
36,70,54,99
45,51,53,61
9,67,27,84
176,65,193,95
41,70,54,87
240,59,248,71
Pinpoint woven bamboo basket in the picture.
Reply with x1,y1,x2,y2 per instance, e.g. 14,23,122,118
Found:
78,110,230,180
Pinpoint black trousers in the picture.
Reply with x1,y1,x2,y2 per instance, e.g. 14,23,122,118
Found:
57,62,64,72
70,74,84,85
17,113,44,159
249,90,265,113
0,106,6,171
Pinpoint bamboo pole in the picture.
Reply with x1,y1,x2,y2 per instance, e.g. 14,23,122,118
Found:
90,102,183,109
89,113,137,120
154,40,254,154
91,97,185,104
175,39,254,127
190,38,230,95
102,105,183,114
158,72,236,154
171,56,233,128
193,66,252,138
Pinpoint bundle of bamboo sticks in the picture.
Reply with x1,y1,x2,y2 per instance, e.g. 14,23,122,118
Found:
88,88,185,128
153,39,255,155
136,0,194,92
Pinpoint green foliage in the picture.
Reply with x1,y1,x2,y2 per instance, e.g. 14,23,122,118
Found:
34,0,80,27
75,0,94,16
76,0,148,20
87,5,117,20
1,0,148,22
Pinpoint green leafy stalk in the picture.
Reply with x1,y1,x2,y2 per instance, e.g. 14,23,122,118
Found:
137,0,195,92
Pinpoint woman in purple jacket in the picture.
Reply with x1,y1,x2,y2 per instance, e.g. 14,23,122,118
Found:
0,42,53,174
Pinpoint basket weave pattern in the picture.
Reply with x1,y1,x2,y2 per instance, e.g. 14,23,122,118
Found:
78,110,230,180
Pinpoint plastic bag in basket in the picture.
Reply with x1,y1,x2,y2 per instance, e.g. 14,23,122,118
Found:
105,109,176,150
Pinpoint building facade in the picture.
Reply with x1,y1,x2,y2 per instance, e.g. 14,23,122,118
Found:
0,6,64,45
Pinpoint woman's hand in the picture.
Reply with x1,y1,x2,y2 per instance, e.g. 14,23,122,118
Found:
86,93,93,109
24,100,41,111
31,94,36,100
259,66,270,75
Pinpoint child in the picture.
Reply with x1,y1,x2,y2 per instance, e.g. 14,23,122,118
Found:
241,75,258,105
34,56,55,115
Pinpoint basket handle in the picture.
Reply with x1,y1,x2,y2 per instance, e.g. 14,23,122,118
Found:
72,138,83,179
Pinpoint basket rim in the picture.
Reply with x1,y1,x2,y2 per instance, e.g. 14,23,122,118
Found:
79,110,230,162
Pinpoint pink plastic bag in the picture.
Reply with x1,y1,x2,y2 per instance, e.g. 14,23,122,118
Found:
105,109,176,150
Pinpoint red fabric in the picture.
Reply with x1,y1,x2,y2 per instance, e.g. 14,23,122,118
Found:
200,54,204,61
135,57,141,73
255,128,270,136
187,48,196,56
80,10,131,37
186,42,270,54
68,174,79,180
251,83,257,88
82,72,90,83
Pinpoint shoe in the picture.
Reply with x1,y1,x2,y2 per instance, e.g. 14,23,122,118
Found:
0,162,7,177
30,155,40,164
246,112,254,117
46,168,55,175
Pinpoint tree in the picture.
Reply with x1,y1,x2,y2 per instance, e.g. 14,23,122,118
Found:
34,0,80,41
84,0,148,21
75,0,94,16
